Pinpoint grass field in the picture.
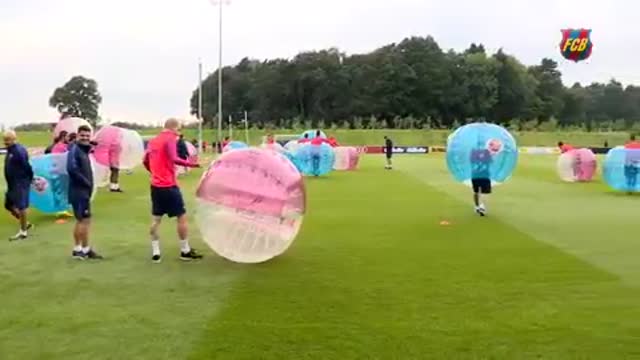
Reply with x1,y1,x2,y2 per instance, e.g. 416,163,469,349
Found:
13,128,634,148
1,153,640,359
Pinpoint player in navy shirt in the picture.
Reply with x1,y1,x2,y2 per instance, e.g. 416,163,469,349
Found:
67,125,103,260
384,136,393,169
3,131,34,240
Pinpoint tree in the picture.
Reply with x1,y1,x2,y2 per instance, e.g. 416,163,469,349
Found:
49,76,102,126
189,35,640,131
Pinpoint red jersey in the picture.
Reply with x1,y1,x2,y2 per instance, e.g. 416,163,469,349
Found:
51,142,68,154
143,129,197,187
310,137,329,146
625,141,640,149
560,144,574,153
328,138,339,147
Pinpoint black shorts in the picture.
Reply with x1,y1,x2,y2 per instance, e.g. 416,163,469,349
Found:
385,150,392,159
151,186,186,218
70,197,91,220
4,185,30,211
472,178,492,194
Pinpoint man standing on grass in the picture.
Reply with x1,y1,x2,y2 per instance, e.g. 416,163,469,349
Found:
470,140,493,216
384,136,393,169
3,130,34,241
67,125,103,260
144,118,202,263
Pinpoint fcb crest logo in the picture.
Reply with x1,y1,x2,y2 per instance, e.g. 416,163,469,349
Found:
560,29,593,62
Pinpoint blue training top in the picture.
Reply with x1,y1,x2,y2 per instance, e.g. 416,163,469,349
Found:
4,143,33,189
66,143,94,199
470,148,492,179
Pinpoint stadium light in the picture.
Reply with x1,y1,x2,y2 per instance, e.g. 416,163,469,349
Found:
197,59,203,153
209,0,231,154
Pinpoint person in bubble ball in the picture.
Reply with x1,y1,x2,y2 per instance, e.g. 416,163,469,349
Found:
624,134,640,194
470,138,499,217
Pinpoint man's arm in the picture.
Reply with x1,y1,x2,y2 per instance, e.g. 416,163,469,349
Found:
166,140,198,168
18,146,34,181
66,147,92,188
143,151,151,172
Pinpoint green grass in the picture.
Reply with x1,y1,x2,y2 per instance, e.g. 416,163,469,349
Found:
2,154,640,359
13,129,632,148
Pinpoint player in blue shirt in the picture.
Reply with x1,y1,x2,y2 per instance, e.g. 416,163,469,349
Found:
3,131,34,240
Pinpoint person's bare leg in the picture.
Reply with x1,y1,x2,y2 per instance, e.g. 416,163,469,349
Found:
473,192,480,207
177,214,192,255
78,219,90,248
150,216,162,260
18,210,28,231
72,221,82,256
6,207,19,220
110,168,121,191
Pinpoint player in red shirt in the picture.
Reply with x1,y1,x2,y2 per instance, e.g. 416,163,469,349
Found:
143,118,201,263
557,141,574,154
221,136,230,151
266,133,276,145
327,136,339,147
624,134,640,149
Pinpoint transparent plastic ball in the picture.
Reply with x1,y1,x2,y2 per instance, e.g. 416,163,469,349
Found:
446,122,518,185
603,146,640,192
261,142,286,153
557,148,597,182
93,126,144,170
195,148,306,263
222,141,249,153
54,117,93,137
333,146,360,171
294,143,335,176
29,154,71,214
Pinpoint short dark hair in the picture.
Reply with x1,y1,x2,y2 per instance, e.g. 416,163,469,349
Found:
77,125,92,133
316,130,321,136
557,141,564,147
631,134,636,141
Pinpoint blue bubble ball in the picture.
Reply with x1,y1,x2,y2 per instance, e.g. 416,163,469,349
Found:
295,143,335,176
282,150,303,172
30,154,72,214
446,122,518,185
223,141,249,152
603,146,640,192
301,130,326,139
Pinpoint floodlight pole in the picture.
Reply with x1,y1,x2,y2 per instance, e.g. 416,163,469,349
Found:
208,0,229,154
228,115,233,139
197,60,203,153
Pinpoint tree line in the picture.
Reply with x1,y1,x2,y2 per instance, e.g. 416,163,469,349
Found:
190,36,640,132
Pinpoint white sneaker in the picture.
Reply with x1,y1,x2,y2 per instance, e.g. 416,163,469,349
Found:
9,230,27,241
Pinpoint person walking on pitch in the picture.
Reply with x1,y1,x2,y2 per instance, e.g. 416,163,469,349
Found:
3,131,34,241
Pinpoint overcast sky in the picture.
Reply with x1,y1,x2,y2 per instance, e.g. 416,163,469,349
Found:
0,0,633,126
